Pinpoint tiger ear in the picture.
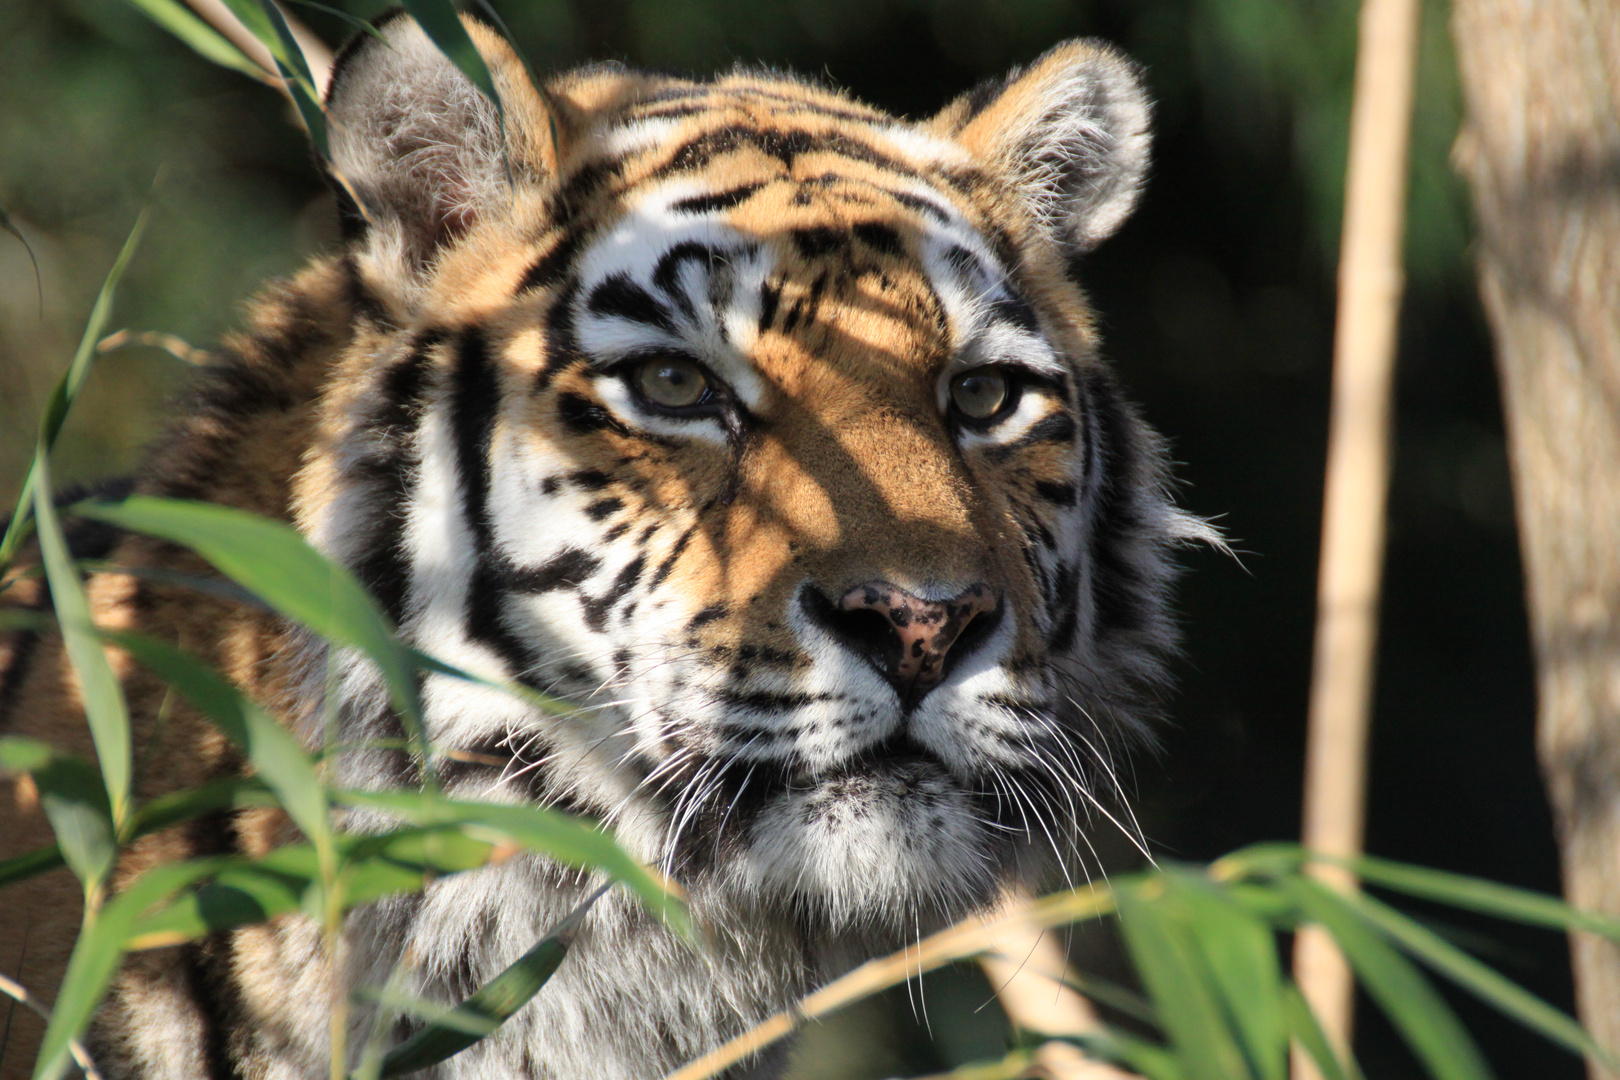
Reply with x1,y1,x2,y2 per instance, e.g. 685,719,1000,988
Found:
324,11,562,272
931,40,1152,256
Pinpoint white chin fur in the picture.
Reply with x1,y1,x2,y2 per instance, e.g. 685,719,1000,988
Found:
729,761,1002,928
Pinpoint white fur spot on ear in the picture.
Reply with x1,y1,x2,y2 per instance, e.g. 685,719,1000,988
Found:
326,17,506,271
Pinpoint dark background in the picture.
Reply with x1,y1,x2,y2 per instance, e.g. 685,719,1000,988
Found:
0,0,1574,1075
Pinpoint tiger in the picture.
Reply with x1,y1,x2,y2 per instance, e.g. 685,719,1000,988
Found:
0,11,1214,1079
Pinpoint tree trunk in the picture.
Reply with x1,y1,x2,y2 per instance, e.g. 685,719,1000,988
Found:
1449,3,1620,1073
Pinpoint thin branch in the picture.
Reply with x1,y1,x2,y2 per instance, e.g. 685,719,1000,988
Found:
0,972,105,1080
1292,0,1422,1072
662,887,1115,1080
978,898,1138,1080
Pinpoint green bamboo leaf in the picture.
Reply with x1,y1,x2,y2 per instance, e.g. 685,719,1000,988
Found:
401,1,503,119
372,884,607,1077
260,0,329,158
121,0,268,79
1066,1031,1183,1080
1281,982,1359,1080
125,827,498,948
0,205,148,572
1114,879,1252,1080
1168,869,1287,1080
1282,877,1493,1080
1342,889,1618,1068
33,456,134,835
0,775,274,888
106,630,330,852
71,496,430,781
0,738,115,888
335,789,692,942
1343,853,1620,941
282,0,391,43
31,859,223,1080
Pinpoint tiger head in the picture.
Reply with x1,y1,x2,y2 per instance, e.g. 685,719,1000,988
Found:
298,14,1212,932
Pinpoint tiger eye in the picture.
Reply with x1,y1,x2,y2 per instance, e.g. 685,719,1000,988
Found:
636,356,710,409
949,368,1010,420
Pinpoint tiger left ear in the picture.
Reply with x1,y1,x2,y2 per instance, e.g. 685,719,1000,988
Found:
931,40,1152,255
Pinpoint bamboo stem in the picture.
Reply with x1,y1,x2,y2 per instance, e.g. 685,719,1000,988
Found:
1291,0,1422,1073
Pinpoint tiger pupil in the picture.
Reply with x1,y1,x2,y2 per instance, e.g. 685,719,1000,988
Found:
637,357,709,409
950,369,1010,420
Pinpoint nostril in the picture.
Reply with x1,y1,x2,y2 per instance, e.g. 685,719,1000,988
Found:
799,587,903,676
800,580,1002,708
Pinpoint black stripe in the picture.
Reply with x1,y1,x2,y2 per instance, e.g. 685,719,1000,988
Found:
518,230,583,294
757,279,782,334
670,184,765,215
452,328,539,672
990,295,1039,332
1034,479,1077,507
652,242,728,322
887,189,951,223
654,125,913,179
350,337,439,626
557,391,629,436
649,522,696,588
1085,375,1150,635
852,222,902,256
793,227,847,259
506,548,601,593
534,276,583,394
584,497,625,521
587,273,675,332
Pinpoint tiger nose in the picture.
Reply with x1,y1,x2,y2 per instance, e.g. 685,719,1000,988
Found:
826,581,1002,705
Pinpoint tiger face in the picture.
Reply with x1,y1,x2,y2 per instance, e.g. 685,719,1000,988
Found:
303,15,1210,933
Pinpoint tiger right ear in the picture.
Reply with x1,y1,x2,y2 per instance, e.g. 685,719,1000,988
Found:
324,11,559,274
931,40,1152,256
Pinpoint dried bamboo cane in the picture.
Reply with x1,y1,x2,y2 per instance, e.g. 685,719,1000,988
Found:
1291,0,1422,1073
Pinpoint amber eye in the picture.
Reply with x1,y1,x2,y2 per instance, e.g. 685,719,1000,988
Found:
633,355,711,410
949,367,1013,421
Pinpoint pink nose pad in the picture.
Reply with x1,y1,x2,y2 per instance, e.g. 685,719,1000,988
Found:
838,581,1000,695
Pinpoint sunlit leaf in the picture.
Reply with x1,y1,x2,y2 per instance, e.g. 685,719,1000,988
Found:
1345,852,1620,941
335,789,691,941
1167,869,1287,1080
0,775,274,889
372,884,607,1077
33,455,133,835
0,205,147,572
31,859,222,1080
125,828,499,949
1281,982,1359,1080
71,496,430,780
107,630,330,853
1113,879,1252,1080
0,738,116,889
1282,877,1493,1080
1343,889,1617,1068
121,0,268,80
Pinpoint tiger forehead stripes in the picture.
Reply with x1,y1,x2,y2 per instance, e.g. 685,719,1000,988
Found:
1,12,1214,1080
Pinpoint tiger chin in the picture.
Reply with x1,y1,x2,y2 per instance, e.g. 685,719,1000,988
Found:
0,11,1215,1080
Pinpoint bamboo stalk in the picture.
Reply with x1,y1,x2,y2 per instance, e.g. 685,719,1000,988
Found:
1291,0,1423,1073
978,903,1137,1080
